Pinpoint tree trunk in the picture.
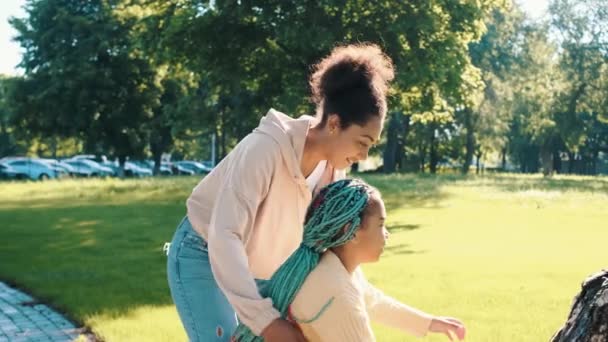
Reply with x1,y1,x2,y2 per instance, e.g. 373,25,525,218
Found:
462,109,475,175
383,114,400,173
220,120,227,160
150,122,173,176
551,269,608,342
540,144,553,177
520,151,527,173
397,115,410,171
50,136,57,159
0,118,7,156
382,113,410,173
117,155,127,178
152,151,162,176
429,127,438,174
501,147,507,171
475,152,482,175
418,142,426,173
568,152,575,174
553,149,562,174
150,139,163,176
591,149,599,175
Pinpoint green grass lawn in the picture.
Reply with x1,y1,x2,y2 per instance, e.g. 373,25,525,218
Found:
1,173,607,341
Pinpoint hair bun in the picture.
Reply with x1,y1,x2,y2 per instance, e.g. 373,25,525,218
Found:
310,43,394,106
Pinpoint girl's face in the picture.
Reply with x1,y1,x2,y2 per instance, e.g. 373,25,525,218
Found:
324,114,384,170
350,193,389,263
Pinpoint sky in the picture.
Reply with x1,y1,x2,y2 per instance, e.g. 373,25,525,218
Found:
0,0,549,76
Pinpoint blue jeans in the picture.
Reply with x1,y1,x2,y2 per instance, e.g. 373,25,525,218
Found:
167,217,238,341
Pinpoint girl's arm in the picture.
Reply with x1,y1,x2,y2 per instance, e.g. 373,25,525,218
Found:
356,268,433,337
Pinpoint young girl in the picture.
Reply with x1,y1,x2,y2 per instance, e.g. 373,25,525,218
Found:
232,179,467,342
167,44,394,341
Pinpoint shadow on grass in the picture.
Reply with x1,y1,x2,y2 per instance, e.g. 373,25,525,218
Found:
387,224,421,233
357,173,464,212
478,173,608,194
0,176,198,210
0,200,184,326
382,243,425,256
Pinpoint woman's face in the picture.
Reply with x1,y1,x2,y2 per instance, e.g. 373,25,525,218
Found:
324,114,384,170
351,194,389,263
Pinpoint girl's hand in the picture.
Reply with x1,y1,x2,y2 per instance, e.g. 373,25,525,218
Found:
429,316,466,341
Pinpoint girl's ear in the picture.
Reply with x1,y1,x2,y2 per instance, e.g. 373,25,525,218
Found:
350,230,360,244
342,222,352,235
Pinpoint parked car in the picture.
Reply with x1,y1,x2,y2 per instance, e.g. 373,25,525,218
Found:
39,159,79,177
70,154,97,161
201,160,215,169
175,160,213,174
55,159,96,177
98,161,120,175
3,158,68,180
141,160,173,176
70,154,112,165
64,159,115,177
123,161,153,177
92,159,153,177
0,157,14,162
0,162,27,180
163,161,195,176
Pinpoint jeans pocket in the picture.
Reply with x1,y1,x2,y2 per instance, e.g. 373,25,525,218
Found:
177,233,210,262
182,232,208,251
176,242,215,281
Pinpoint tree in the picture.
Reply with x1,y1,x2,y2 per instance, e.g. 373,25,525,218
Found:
547,0,608,174
146,0,504,169
9,0,159,173
464,4,524,174
505,24,563,176
0,75,21,158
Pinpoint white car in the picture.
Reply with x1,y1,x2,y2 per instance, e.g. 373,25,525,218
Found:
64,159,115,177
176,161,213,174
124,161,153,177
0,162,27,180
3,158,68,180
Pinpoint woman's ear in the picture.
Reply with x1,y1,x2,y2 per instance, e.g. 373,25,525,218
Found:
327,114,341,133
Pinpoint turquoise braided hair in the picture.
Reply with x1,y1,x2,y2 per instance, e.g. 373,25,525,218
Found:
232,178,374,342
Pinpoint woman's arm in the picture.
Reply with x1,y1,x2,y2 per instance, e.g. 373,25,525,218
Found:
205,133,282,335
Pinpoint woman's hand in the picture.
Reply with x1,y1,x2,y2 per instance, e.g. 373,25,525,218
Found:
429,316,466,341
261,318,307,342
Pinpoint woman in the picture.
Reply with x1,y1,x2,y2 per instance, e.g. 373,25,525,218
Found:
231,179,466,342
167,43,395,341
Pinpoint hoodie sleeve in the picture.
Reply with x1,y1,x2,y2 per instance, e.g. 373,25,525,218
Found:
355,268,433,337
207,132,281,335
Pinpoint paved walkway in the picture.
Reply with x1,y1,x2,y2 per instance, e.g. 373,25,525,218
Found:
0,281,86,341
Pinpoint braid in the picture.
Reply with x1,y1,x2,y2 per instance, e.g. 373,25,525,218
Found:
232,179,373,341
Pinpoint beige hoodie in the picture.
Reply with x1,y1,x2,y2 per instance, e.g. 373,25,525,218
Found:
186,109,344,335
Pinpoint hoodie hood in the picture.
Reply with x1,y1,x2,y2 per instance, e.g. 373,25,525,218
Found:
254,108,314,182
